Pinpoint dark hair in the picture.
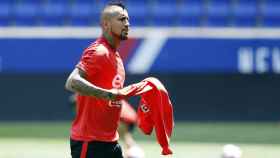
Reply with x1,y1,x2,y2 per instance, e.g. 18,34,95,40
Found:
107,1,126,10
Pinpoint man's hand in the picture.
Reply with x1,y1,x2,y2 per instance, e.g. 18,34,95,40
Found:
106,89,127,108
106,89,127,101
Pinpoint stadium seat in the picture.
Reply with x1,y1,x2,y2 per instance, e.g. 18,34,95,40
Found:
75,0,95,2
2,0,278,27
0,3,11,26
153,0,177,4
39,3,69,26
73,0,96,6
13,3,40,26
260,2,280,27
177,2,204,26
123,0,151,4
0,0,16,4
180,0,204,3
126,4,150,26
17,0,44,4
46,0,71,3
264,0,280,2
206,2,231,26
97,0,118,6
150,3,178,26
207,0,232,3
232,1,258,27
69,3,101,26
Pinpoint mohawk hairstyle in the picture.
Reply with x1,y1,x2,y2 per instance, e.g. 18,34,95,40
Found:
107,0,126,10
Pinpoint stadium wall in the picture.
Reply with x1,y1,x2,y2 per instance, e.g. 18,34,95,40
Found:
0,27,280,121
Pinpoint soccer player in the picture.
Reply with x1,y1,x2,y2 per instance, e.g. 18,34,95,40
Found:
68,94,144,158
65,1,132,158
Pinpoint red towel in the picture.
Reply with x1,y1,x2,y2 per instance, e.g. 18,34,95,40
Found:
119,77,174,155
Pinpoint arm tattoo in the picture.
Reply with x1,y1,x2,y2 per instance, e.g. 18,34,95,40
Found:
71,77,109,99
66,68,111,100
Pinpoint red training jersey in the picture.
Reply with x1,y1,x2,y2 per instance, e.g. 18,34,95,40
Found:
71,37,125,142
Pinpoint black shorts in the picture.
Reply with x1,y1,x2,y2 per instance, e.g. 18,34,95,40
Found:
70,138,124,158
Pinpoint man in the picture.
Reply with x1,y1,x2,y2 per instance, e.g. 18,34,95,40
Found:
65,1,131,158
68,94,145,158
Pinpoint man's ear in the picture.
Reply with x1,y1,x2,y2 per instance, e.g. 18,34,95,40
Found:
102,20,111,31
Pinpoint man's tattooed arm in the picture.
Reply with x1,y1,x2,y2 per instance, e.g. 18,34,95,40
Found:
65,68,117,100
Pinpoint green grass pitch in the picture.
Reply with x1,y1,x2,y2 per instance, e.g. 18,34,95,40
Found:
0,121,279,158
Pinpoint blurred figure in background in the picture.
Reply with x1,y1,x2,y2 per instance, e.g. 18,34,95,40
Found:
222,144,242,158
118,100,145,158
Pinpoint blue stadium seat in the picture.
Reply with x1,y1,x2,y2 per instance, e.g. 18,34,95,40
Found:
0,3,11,26
0,0,16,4
180,0,204,3
13,3,40,26
264,0,280,2
39,3,69,26
150,3,178,26
177,2,204,26
126,4,150,26
206,2,231,26
97,0,115,6
97,0,146,8
124,0,151,4
17,0,44,4
74,0,95,2
46,0,71,3
153,0,177,4
72,0,96,6
261,2,280,27
69,3,101,26
232,1,257,27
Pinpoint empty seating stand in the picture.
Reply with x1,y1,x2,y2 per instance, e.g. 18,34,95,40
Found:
178,0,204,26
151,3,178,26
127,3,150,26
261,1,280,27
0,0,279,27
206,1,231,26
39,1,69,26
0,2,11,26
232,1,258,27
69,2,101,26
13,3,40,26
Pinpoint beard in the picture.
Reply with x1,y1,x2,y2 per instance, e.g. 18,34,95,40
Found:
112,29,128,41
120,31,128,40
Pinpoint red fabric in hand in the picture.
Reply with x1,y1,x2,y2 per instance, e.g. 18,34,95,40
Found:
120,77,174,155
